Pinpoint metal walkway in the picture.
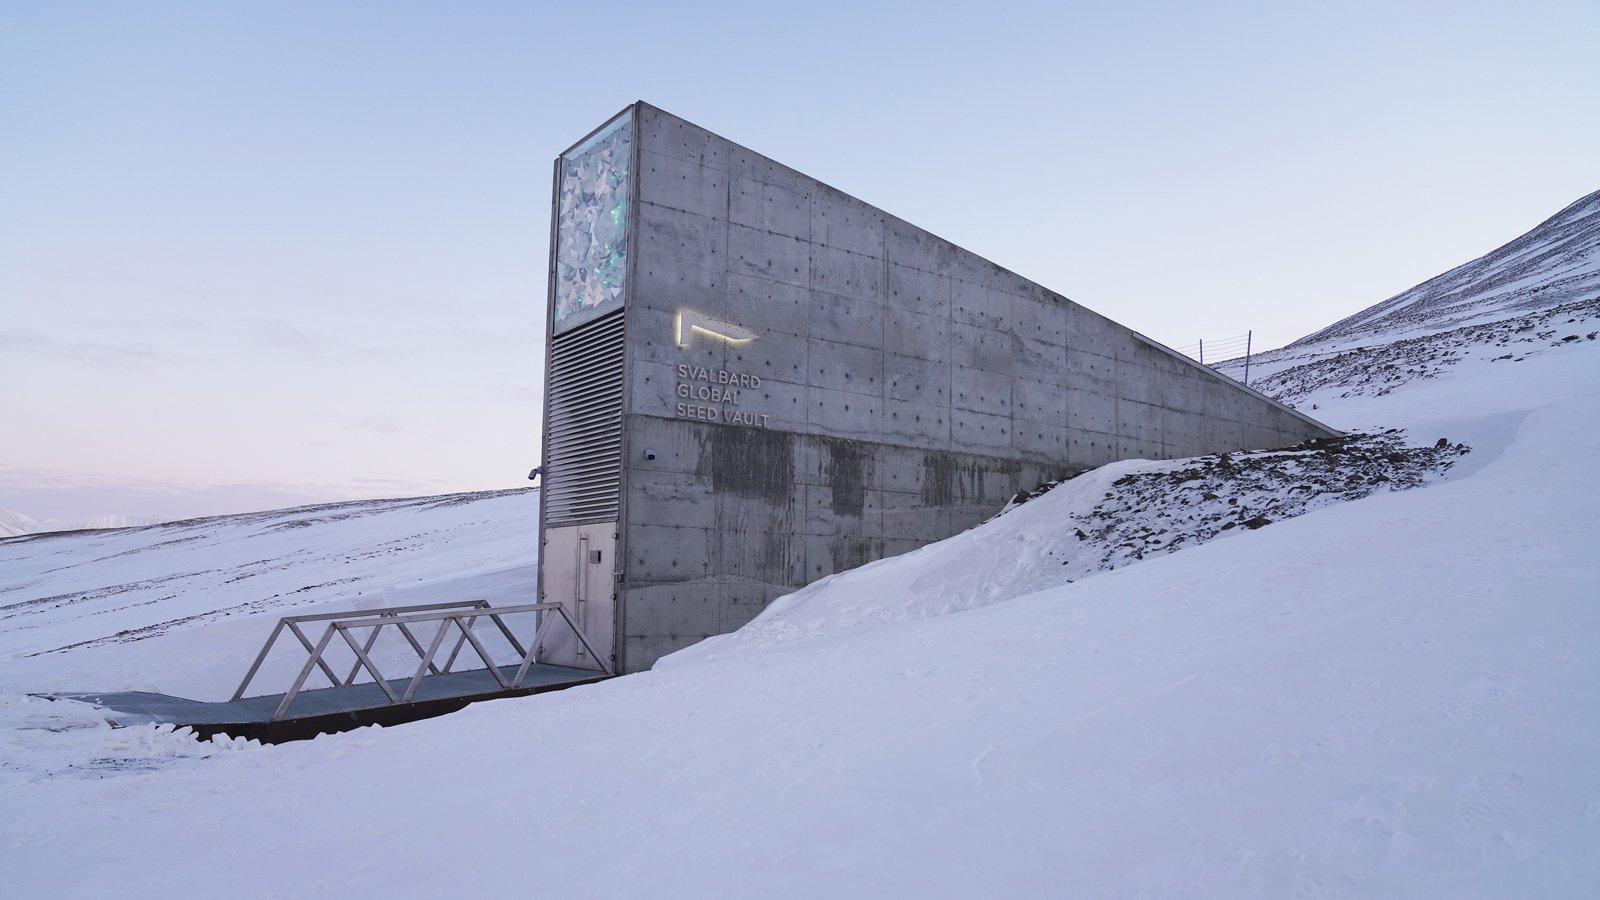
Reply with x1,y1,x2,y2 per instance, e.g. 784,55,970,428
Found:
46,599,613,743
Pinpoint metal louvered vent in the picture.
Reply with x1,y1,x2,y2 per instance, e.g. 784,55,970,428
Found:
544,310,625,526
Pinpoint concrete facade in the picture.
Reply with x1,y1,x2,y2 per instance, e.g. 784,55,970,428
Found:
540,102,1338,673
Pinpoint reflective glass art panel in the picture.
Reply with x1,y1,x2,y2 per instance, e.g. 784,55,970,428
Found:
553,111,632,333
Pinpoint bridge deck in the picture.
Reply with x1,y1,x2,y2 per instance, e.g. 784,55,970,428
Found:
48,662,610,744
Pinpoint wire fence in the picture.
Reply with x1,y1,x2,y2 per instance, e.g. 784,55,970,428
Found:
1172,331,1255,385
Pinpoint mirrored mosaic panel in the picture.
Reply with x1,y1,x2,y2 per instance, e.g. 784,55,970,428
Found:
553,111,632,333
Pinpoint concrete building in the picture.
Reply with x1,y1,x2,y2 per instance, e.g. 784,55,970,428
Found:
538,102,1337,673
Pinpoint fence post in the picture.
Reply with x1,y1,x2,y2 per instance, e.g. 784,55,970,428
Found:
1244,330,1252,386
1198,338,1204,366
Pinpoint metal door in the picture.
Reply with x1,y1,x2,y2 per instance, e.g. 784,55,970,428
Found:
539,522,616,669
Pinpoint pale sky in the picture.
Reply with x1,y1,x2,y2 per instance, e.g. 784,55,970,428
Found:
2,0,1595,522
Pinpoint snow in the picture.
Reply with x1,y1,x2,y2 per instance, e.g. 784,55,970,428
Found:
1295,188,1600,346
0,509,40,538
0,509,170,537
0,490,539,701
3,205,1600,896
671,431,1467,665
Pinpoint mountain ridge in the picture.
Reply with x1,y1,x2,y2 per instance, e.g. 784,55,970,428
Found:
1291,188,1600,347
1219,189,1600,406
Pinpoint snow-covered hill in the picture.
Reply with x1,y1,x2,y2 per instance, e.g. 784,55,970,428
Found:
1298,188,1600,345
0,490,539,701
2,195,1598,896
1219,188,1600,408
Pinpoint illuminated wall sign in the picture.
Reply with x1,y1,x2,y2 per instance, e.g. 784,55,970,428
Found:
673,310,768,427
676,309,757,347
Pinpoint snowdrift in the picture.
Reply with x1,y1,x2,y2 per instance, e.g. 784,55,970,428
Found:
3,191,1599,897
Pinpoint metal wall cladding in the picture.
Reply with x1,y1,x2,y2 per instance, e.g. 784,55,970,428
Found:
545,310,626,526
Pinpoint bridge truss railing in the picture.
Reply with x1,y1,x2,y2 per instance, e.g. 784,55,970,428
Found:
231,599,611,721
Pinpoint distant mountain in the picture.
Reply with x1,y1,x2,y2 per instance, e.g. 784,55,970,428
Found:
51,514,167,532
0,508,40,538
1294,188,1600,347
1224,189,1600,405
0,509,167,537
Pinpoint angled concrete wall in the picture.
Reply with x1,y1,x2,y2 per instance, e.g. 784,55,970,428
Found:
542,102,1337,673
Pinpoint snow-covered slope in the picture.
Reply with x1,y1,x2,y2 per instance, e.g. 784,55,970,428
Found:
0,440,1466,705
1297,188,1599,345
3,202,1599,897
2,346,1593,898
1220,188,1600,407
0,489,539,701
674,431,1467,663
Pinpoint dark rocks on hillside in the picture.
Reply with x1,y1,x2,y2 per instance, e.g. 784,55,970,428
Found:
1004,431,1470,578
1239,297,1600,405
